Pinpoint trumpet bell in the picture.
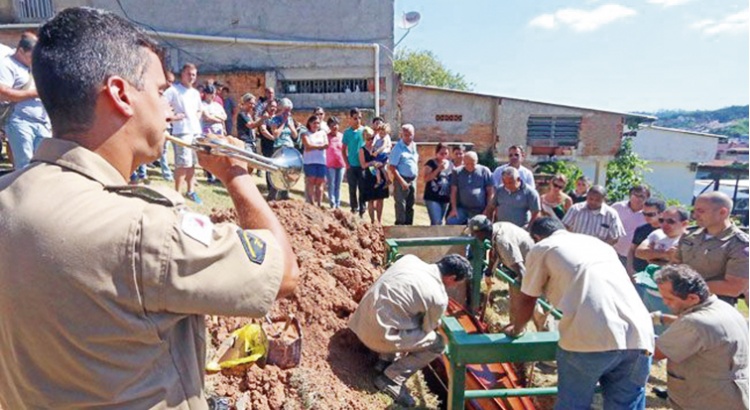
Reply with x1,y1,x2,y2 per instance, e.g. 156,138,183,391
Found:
269,147,303,191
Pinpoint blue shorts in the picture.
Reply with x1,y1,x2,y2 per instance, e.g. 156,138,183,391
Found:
304,164,327,178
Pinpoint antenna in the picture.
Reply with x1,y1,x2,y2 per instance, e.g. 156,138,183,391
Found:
395,11,422,48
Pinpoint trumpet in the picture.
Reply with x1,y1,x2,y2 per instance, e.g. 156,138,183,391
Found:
165,133,304,190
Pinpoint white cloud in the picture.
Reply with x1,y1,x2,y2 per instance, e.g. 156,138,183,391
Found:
528,4,637,32
648,0,691,7
691,9,749,35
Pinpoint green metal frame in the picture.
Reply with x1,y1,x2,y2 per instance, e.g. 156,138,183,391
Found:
443,316,559,409
385,236,486,315
385,234,566,409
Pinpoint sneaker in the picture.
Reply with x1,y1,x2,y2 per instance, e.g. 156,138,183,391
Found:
186,191,203,205
374,375,415,407
164,175,174,182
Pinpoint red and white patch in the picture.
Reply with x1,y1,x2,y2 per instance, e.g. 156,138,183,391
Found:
181,212,214,246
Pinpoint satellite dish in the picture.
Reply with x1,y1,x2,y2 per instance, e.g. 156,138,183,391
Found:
398,11,421,30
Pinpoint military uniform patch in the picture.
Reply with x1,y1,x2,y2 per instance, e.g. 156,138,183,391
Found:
237,229,267,265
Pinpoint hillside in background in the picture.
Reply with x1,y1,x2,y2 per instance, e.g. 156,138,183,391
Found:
644,105,749,140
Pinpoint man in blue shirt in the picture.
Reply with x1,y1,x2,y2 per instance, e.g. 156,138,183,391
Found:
389,124,419,225
342,108,366,216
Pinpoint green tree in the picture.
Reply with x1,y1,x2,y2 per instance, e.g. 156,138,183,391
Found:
606,137,650,202
394,48,473,91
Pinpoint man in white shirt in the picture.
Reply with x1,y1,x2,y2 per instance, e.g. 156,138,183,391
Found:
505,217,654,410
612,185,650,268
164,63,203,204
0,32,51,169
349,254,472,407
492,145,535,189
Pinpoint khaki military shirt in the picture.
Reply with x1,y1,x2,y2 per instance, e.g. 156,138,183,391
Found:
0,139,285,409
491,222,534,276
656,296,749,410
349,255,448,354
676,225,749,296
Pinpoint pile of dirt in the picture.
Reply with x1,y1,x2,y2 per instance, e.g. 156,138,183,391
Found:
207,201,390,409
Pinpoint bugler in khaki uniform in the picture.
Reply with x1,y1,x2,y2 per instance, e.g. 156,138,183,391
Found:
0,139,286,409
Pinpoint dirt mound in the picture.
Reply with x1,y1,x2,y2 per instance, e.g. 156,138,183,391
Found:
207,201,388,409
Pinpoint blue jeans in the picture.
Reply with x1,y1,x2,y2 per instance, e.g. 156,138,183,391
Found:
6,118,51,169
425,200,448,225
159,141,173,179
446,207,482,225
130,164,147,182
327,167,344,208
556,348,651,410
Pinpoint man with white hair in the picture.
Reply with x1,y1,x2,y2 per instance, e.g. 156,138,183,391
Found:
485,166,540,227
675,191,748,304
447,151,494,225
389,124,419,225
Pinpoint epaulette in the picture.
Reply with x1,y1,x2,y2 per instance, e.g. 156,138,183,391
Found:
105,185,184,207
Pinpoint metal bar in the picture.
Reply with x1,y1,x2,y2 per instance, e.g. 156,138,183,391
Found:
443,317,559,364
469,238,485,315
448,360,467,410
493,268,563,320
465,387,559,399
385,236,475,247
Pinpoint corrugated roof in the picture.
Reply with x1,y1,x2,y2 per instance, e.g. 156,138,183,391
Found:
403,83,657,121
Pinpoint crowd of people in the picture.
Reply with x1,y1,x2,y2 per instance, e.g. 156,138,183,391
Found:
0,9,746,410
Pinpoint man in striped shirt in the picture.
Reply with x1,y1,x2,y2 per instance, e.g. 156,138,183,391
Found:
562,185,625,246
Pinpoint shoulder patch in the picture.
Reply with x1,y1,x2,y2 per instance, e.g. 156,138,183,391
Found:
106,185,184,207
237,229,267,265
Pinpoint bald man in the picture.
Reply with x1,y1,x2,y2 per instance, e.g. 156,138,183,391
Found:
676,191,748,304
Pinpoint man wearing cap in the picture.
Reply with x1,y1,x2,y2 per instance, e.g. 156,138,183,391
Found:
349,254,472,407
466,215,534,283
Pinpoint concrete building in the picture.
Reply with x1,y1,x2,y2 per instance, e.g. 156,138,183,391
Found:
0,0,396,121
400,84,654,199
632,125,722,204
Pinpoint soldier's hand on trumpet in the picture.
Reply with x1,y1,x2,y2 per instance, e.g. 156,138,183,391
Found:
196,133,249,185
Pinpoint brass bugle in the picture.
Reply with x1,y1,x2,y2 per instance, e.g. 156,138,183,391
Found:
165,134,279,172
164,133,304,190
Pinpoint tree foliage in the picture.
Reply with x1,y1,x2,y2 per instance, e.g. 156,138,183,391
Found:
606,137,650,202
394,48,473,91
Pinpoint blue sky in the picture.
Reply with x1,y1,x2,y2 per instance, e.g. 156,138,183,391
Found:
392,0,749,113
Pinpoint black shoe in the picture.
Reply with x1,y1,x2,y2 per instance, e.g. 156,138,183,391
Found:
653,387,668,399
374,374,415,407
374,359,391,373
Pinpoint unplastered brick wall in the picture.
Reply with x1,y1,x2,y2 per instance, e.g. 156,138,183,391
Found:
197,71,266,103
578,112,624,156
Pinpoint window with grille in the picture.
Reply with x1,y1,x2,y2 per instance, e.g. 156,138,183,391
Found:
15,0,53,22
526,116,582,147
280,79,369,94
